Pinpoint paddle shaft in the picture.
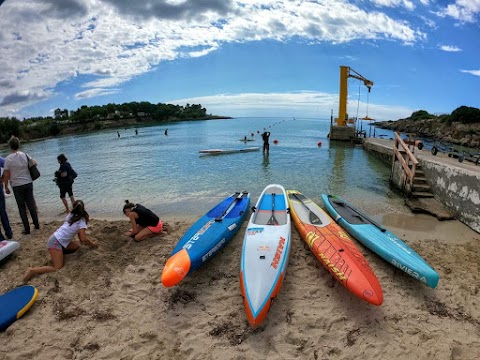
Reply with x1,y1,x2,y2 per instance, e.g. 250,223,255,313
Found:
291,193,321,225
215,192,243,221
267,193,279,225
333,197,386,232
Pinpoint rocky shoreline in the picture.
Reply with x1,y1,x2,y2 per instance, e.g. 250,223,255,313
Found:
375,118,480,149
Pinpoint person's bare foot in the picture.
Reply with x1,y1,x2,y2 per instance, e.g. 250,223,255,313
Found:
23,267,35,283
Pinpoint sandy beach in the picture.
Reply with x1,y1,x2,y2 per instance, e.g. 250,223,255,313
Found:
0,210,479,360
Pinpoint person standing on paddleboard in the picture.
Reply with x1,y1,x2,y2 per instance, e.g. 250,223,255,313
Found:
123,201,164,242
262,131,271,155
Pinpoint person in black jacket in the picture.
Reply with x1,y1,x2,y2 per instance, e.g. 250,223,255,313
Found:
123,200,163,241
55,154,76,213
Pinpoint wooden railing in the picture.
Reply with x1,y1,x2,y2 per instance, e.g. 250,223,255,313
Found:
391,132,419,195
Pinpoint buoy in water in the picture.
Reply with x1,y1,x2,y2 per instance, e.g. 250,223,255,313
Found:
273,139,278,144
317,141,322,147
257,130,260,134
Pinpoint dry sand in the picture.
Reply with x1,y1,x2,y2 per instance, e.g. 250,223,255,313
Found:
0,212,479,360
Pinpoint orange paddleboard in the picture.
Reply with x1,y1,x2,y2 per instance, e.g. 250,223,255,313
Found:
287,190,383,305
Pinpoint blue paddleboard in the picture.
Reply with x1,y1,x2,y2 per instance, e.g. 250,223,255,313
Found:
162,191,250,286
0,285,38,331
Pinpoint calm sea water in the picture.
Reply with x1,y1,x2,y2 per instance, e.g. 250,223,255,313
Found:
4,117,405,221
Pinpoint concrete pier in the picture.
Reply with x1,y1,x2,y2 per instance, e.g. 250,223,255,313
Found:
363,138,480,233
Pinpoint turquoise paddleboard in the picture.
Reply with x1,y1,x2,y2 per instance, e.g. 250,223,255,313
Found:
0,285,38,331
322,194,439,288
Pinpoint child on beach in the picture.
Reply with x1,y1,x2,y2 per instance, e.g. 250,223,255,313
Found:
123,200,163,242
23,200,98,282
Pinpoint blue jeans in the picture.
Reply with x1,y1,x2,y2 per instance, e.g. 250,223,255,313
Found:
0,184,13,240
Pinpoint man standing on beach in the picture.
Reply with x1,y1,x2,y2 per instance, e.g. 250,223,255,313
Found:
262,131,271,155
0,156,13,240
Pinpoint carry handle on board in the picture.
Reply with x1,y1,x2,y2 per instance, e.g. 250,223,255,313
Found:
266,193,279,225
332,196,386,232
215,192,246,222
291,192,322,225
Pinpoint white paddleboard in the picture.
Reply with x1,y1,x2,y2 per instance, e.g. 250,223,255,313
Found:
0,240,20,261
240,184,291,328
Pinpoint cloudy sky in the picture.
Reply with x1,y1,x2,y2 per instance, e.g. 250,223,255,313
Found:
0,0,479,121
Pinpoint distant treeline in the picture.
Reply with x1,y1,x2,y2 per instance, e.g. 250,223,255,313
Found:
0,101,218,143
408,106,480,124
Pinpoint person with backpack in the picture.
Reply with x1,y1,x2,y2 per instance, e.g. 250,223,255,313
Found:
55,154,77,213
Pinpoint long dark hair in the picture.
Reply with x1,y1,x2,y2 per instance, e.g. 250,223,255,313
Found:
123,200,135,214
69,200,89,225
57,153,67,163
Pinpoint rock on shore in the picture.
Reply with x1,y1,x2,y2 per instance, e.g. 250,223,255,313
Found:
375,118,480,149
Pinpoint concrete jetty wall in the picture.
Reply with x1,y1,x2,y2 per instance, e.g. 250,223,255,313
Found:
363,138,480,233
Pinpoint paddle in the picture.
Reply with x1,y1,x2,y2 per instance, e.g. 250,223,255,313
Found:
266,193,279,225
331,196,386,232
291,193,322,225
215,192,243,222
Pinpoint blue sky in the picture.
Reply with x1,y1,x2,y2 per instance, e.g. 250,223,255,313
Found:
0,0,479,121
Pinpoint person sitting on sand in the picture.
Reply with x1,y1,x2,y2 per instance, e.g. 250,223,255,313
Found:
23,200,98,282
123,200,163,242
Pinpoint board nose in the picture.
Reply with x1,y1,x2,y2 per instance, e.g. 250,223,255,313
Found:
161,249,191,287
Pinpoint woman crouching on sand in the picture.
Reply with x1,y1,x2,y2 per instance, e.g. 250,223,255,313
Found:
23,200,98,282
123,200,163,241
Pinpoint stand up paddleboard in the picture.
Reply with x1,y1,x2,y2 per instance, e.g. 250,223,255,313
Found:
199,147,259,155
0,285,38,331
0,240,20,262
162,192,250,287
287,190,383,305
322,194,439,288
240,184,291,328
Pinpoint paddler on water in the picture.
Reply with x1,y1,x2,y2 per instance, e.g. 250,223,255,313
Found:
261,131,271,155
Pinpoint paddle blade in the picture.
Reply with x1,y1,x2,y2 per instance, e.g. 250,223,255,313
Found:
267,214,279,226
161,249,191,287
309,212,322,225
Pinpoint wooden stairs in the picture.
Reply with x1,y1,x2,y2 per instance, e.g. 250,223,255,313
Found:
391,132,455,220
410,166,434,199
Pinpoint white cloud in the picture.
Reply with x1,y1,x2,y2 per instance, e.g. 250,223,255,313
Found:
370,0,415,10
169,91,413,121
75,88,120,99
439,45,462,52
437,0,480,23
0,0,426,116
460,69,480,77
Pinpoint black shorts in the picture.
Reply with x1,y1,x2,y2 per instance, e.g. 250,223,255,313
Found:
59,185,73,198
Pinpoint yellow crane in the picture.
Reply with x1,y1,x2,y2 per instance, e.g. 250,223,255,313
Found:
336,66,373,126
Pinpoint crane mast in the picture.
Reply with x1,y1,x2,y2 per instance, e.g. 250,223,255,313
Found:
336,66,373,127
